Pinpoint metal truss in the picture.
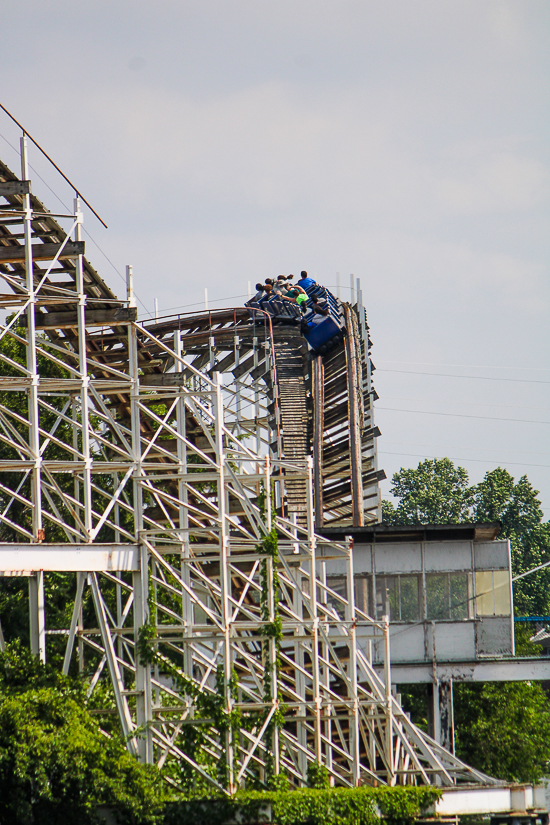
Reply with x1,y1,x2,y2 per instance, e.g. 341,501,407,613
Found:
0,140,497,791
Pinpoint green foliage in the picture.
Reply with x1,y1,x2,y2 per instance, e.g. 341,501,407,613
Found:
509,523,550,617
514,622,543,656
165,786,441,825
137,621,158,666
0,328,136,663
473,468,550,616
0,645,166,825
397,684,430,734
473,467,543,533
382,458,473,525
306,761,330,789
0,639,83,696
454,680,550,783
398,676,550,785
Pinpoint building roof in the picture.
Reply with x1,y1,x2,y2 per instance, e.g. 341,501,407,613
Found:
320,522,502,543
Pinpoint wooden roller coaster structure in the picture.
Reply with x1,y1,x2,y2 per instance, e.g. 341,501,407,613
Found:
0,138,496,792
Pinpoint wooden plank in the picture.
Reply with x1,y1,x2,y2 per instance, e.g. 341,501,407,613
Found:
312,355,324,529
344,304,364,527
20,306,138,329
0,241,84,264
0,181,31,196
140,373,184,387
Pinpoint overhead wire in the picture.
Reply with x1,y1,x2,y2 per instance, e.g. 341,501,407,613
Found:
141,293,249,318
384,439,550,458
0,102,107,227
379,451,550,470
378,369,550,385
378,407,549,425
377,359,550,373
383,395,550,413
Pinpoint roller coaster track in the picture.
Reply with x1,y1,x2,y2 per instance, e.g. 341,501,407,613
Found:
0,147,495,792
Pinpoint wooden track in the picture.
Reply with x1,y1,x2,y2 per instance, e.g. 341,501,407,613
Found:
312,304,384,527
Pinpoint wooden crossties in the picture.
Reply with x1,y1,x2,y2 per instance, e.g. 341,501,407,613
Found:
0,241,85,264
21,307,138,329
312,303,384,527
272,327,310,522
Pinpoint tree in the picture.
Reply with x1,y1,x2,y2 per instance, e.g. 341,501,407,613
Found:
454,680,550,783
0,643,166,824
473,467,544,533
473,468,550,616
382,458,473,525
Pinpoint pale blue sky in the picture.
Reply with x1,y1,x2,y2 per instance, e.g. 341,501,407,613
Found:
1,0,549,514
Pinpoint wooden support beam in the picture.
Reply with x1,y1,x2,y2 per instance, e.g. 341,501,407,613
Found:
312,355,324,529
344,305,364,527
20,306,138,329
140,373,185,387
0,241,84,264
0,181,31,196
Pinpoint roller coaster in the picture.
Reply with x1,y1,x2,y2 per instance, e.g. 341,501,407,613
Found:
0,139,497,793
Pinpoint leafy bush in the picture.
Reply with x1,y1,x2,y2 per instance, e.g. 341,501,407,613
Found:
165,786,441,825
0,644,166,825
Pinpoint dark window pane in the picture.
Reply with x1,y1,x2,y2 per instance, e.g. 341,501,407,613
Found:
400,576,420,621
326,576,346,616
426,573,449,620
376,576,398,620
355,576,372,615
450,573,469,619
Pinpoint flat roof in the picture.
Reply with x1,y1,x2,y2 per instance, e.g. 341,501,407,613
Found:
320,522,501,543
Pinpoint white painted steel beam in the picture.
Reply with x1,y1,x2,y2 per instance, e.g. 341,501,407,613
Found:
385,657,550,684
432,784,547,817
0,544,139,572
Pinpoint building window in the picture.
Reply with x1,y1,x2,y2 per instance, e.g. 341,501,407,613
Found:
375,575,420,622
325,576,347,616
355,576,372,616
426,572,470,620
475,570,511,616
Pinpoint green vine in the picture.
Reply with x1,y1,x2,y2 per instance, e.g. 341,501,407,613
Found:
137,569,159,667
258,525,285,786
137,616,243,792
214,664,242,788
165,786,443,825
307,761,330,789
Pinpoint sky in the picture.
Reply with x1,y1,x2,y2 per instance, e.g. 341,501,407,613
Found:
1,0,549,515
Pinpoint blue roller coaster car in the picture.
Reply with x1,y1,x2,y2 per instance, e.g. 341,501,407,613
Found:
245,283,345,355
303,315,344,353
301,285,345,354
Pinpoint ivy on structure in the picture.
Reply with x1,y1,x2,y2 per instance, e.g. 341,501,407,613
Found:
136,570,159,667
137,613,242,792
214,664,243,788
137,479,287,791
306,761,330,789
258,526,284,786
165,786,442,825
